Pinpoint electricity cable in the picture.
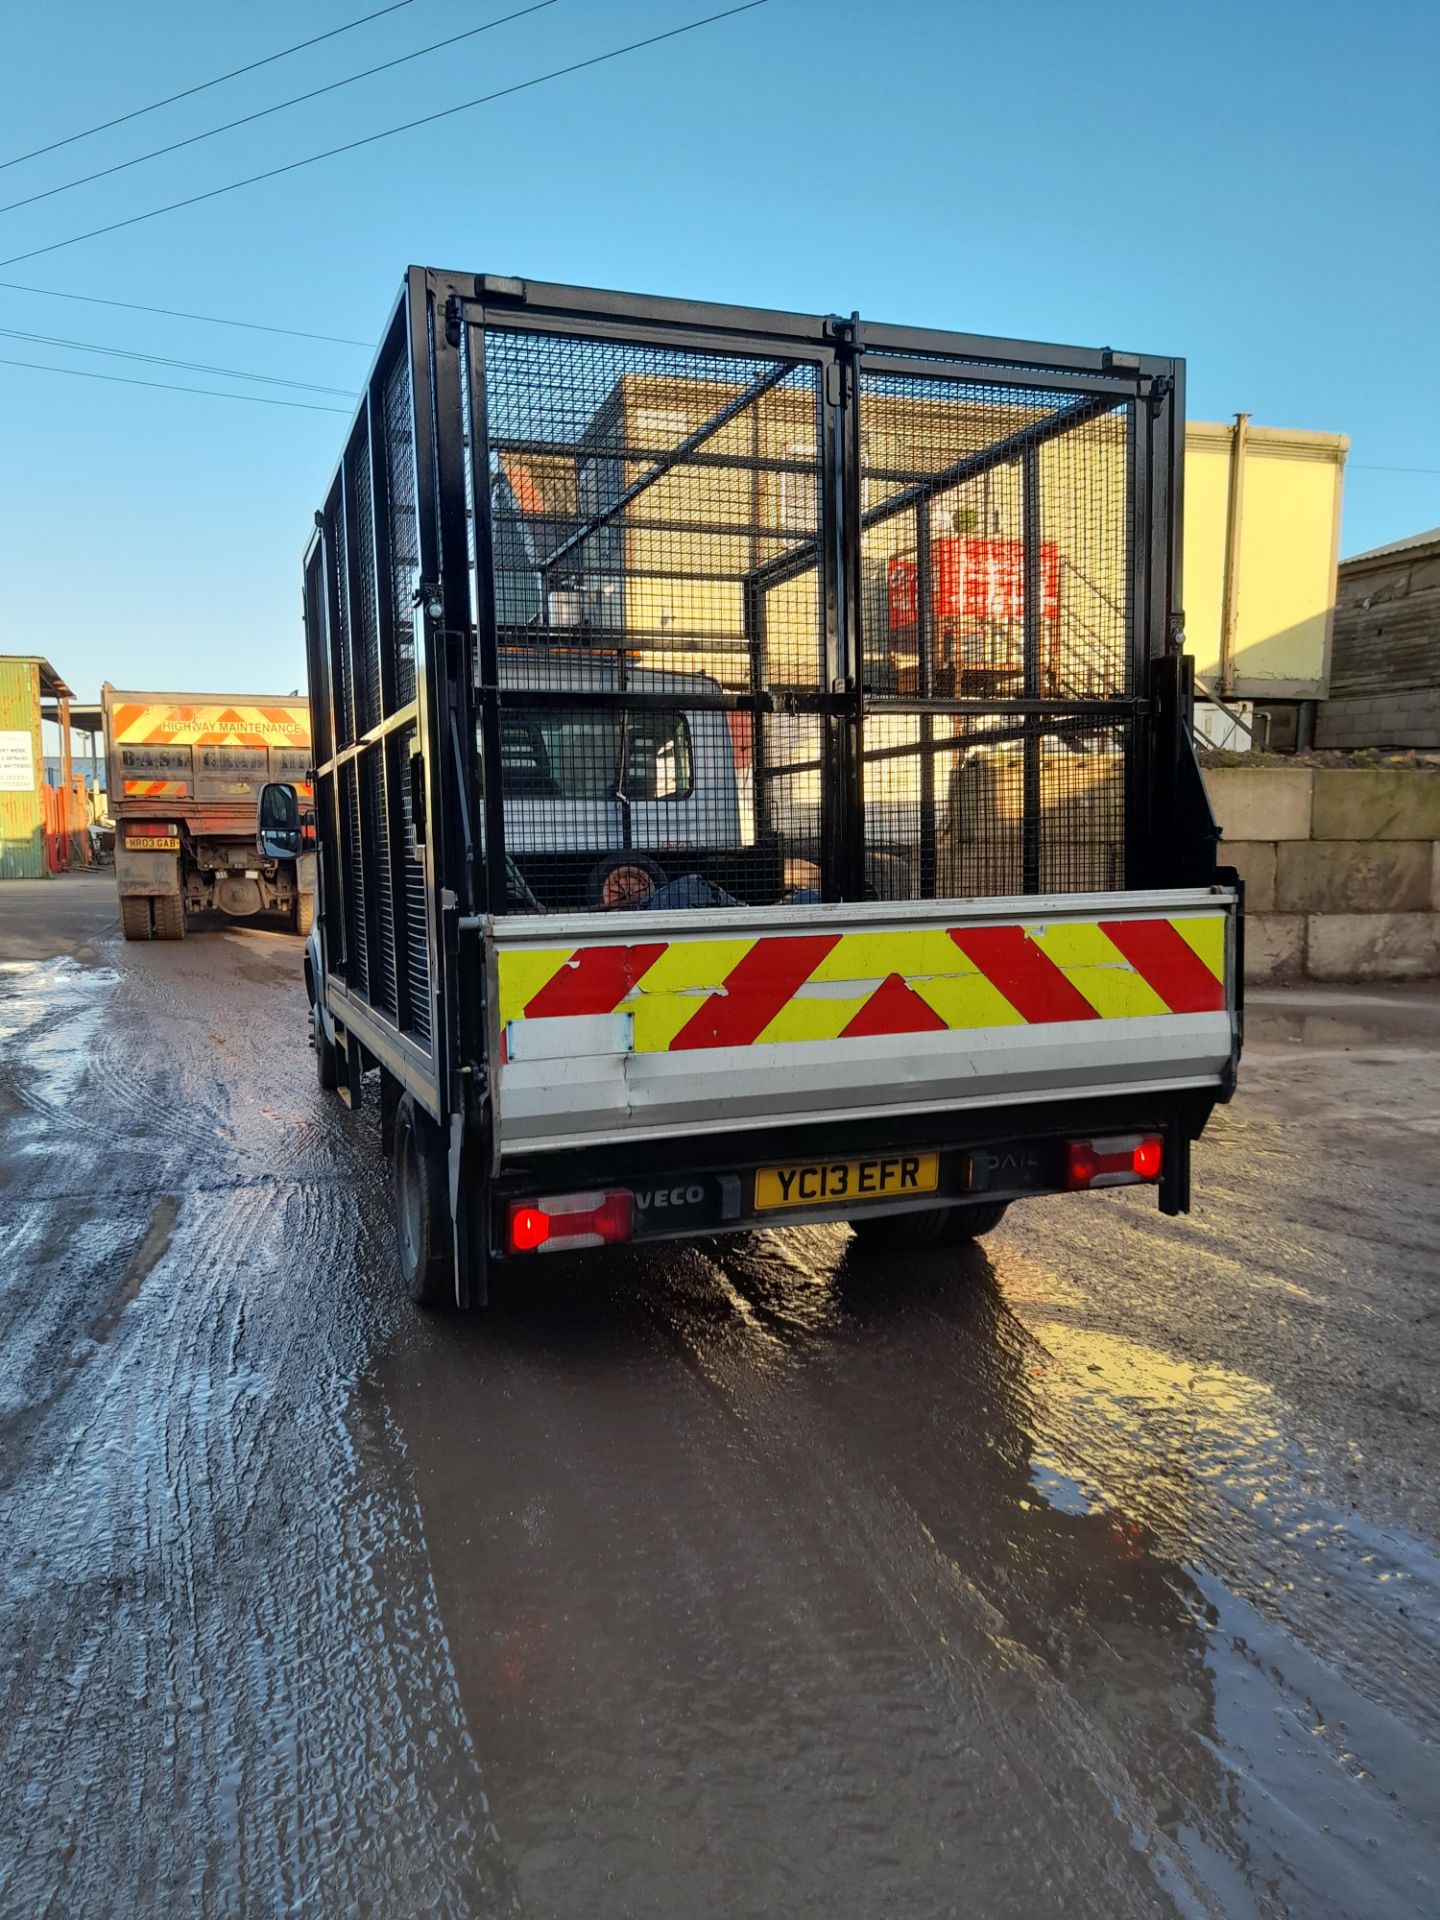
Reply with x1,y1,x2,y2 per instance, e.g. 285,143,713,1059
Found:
0,0,418,173
0,322,359,394
0,277,374,346
0,3,769,270
0,354,352,412
0,1,558,218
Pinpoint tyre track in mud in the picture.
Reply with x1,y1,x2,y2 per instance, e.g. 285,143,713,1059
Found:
0,930,516,1918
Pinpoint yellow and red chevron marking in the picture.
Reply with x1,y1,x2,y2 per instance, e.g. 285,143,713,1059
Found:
123,779,190,797
499,914,1228,1055
110,702,310,749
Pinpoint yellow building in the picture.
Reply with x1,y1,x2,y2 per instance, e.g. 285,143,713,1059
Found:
1183,417,1348,706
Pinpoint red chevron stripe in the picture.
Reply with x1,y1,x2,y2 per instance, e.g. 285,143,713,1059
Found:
949,925,1100,1023
669,934,839,1051
1101,919,1225,1013
523,942,667,1020
841,971,949,1039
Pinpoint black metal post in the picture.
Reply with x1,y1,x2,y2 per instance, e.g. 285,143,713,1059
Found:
463,316,509,919
915,499,937,899
1021,445,1042,895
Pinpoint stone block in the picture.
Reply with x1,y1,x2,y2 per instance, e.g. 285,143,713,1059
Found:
1218,840,1276,911
1203,767,1313,841
1275,840,1432,913
1311,769,1440,840
1434,842,1440,911
1244,914,1305,982
1307,913,1440,980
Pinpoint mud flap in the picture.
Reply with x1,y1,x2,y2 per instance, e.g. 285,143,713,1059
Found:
336,1029,364,1112
448,1111,490,1308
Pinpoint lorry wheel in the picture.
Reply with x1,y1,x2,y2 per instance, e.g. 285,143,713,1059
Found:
312,1004,339,1092
392,1093,454,1308
152,896,185,941
849,1200,1009,1250
294,892,314,938
120,898,152,941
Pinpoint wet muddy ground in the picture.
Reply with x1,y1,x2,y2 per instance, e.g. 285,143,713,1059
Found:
1,873,1437,1918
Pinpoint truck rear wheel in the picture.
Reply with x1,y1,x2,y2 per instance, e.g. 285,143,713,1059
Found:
152,896,185,941
849,1200,1009,1250
294,892,314,938
392,1093,454,1308
120,897,152,941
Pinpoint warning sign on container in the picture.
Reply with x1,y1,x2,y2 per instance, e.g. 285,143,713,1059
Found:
0,730,36,792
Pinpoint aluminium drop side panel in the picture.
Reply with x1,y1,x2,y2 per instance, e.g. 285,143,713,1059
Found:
484,887,1238,1158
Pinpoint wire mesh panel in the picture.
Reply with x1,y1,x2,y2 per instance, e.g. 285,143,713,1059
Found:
389,723,430,1043
339,756,367,996
478,325,828,913
361,743,396,1016
353,428,382,736
857,363,1133,899
331,484,355,750
383,353,419,712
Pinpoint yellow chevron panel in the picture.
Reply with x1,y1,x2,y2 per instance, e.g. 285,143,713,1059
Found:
498,948,574,1027
623,937,757,1052
1028,921,1170,1019
756,926,1024,1042
1169,913,1226,981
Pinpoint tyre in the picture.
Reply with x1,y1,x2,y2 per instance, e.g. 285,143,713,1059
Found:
152,895,185,941
312,1002,339,1093
120,897,152,942
938,1200,1009,1243
848,1200,1009,1249
391,1092,454,1308
294,892,314,938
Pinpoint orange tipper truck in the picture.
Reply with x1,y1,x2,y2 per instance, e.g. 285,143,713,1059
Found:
102,685,313,940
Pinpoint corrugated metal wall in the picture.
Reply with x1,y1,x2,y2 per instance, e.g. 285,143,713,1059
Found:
0,658,45,880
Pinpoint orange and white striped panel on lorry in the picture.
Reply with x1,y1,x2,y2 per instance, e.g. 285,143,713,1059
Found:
109,702,310,749
122,779,190,798
497,912,1227,1056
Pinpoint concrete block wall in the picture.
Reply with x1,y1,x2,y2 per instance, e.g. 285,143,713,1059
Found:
1205,767,1440,981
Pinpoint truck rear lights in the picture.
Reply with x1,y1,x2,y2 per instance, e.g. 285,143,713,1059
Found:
1065,1135,1163,1191
507,1190,633,1254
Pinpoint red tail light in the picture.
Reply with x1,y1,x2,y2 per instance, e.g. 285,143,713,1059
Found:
507,1190,633,1254
1065,1135,1163,1191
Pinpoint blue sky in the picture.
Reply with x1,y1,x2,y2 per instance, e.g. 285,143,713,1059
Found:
2,0,1436,700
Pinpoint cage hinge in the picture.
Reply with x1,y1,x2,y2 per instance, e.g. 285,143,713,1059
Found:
1147,372,1174,414
476,274,527,304
445,294,466,347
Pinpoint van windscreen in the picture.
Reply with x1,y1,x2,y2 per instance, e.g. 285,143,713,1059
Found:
498,710,692,802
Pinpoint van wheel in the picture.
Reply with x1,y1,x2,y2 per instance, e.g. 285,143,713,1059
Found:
849,1200,1009,1249
939,1200,1009,1243
392,1093,454,1308
152,896,185,941
294,892,314,937
120,898,152,941
312,1003,339,1093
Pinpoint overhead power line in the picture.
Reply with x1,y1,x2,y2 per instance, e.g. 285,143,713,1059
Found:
0,323,359,395
0,0,417,174
1349,463,1440,477
0,2,769,270
0,354,352,412
0,0,558,219
0,277,374,346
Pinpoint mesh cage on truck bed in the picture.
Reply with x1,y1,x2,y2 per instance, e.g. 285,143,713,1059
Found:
304,271,1195,1099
